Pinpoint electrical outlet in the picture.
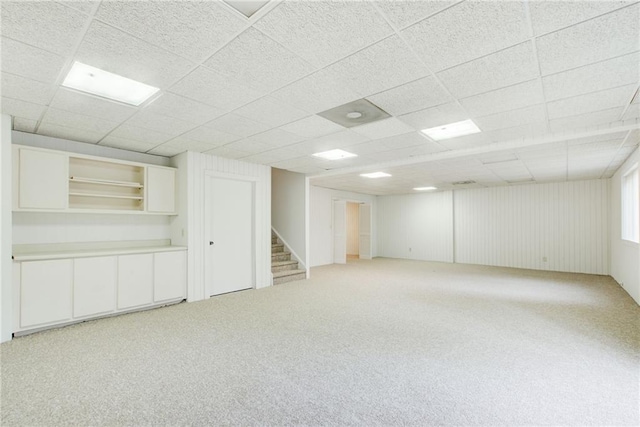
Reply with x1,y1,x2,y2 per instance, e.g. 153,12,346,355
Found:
542,256,547,262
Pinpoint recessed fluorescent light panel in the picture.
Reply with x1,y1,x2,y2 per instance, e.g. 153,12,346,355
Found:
421,119,481,141
414,186,437,191
62,62,159,106
312,149,357,160
360,172,391,178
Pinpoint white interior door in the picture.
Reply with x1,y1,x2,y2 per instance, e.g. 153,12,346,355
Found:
359,203,372,259
206,176,254,296
333,200,346,264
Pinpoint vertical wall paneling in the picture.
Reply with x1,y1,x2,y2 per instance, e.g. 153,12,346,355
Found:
184,151,271,301
454,180,609,274
376,191,454,263
1,115,13,342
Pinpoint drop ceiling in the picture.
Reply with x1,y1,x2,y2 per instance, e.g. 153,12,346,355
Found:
1,0,639,195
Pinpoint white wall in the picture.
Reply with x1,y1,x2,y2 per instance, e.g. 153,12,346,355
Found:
455,180,609,274
346,202,359,256
1,115,13,342
610,147,640,304
309,185,376,267
271,168,306,266
179,151,271,302
377,191,454,262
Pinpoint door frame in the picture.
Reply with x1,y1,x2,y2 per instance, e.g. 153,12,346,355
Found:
203,171,259,298
332,198,372,264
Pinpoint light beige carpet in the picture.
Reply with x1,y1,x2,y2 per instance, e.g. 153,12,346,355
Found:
2,258,639,426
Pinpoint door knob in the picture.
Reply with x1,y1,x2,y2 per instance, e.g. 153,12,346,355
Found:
209,241,214,246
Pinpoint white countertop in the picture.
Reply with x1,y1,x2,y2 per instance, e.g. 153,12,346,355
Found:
12,240,187,261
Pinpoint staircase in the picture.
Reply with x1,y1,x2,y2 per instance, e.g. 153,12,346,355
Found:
272,232,306,285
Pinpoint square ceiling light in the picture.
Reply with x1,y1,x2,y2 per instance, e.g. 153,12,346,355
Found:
318,99,391,128
421,119,481,141
313,149,357,160
62,62,159,106
223,0,270,17
360,172,391,178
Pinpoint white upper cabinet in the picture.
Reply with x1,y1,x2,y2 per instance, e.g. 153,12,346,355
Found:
18,148,67,210
13,146,177,215
146,166,176,214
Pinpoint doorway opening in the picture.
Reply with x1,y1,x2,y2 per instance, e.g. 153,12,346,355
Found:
333,200,371,264
347,202,360,261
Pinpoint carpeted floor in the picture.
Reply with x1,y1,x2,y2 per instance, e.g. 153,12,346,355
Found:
1,258,639,426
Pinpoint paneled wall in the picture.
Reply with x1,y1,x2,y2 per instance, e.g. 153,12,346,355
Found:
177,151,271,302
377,191,454,263
1,115,12,342
376,180,609,275
610,147,639,304
455,180,609,274
346,202,359,255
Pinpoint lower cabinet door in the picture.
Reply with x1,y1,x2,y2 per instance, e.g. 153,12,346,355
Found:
154,251,186,302
117,254,153,310
21,259,72,328
74,256,116,318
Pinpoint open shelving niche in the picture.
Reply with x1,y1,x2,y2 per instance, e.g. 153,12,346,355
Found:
68,157,145,211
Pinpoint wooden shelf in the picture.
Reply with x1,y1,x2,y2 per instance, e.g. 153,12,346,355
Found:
69,176,143,188
69,192,143,201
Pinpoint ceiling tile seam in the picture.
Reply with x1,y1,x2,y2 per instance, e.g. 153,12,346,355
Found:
528,0,640,40
539,49,640,79
544,81,639,110
369,1,475,146
618,84,640,121
392,0,466,33
598,129,633,179
52,1,95,15
31,0,102,135
307,123,640,179
522,0,551,135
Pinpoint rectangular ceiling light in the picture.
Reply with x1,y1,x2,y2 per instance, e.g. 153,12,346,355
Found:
414,186,437,191
312,149,357,160
62,62,159,106
421,119,481,141
360,172,391,178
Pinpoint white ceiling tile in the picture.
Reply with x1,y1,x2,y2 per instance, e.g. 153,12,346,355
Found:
567,132,628,146
474,104,547,132
528,0,634,35
287,130,369,156
397,102,468,130
180,126,240,146
147,144,184,157
288,165,327,175
76,21,196,89
374,0,458,29
205,113,271,138
436,133,493,151
57,1,98,15
95,1,246,62
548,107,624,133
144,93,225,126
241,150,296,165
351,118,415,140
99,136,158,153
460,79,544,117
38,122,105,144
401,1,530,71
622,102,640,121
325,36,428,97
231,96,309,128
269,69,361,114
161,137,221,153
169,66,263,111
2,72,55,105
0,37,66,84
12,117,38,133
366,76,452,116
203,28,314,93
543,53,640,102
546,84,635,119
109,124,174,145
536,4,640,75
255,0,393,67
245,128,304,148
222,138,270,154
1,97,46,120
279,115,345,138
568,140,622,153
41,107,120,134
204,146,251,160
437,42,538,98
124,110,195,137
50,88,137,122
485,122,548,143
1,1,88,55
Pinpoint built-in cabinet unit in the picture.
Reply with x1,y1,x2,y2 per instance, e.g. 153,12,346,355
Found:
13,246,187,334
13,145,176,214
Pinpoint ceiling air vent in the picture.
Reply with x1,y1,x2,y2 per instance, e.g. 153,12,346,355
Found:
317,99,390,128
452,180,476,185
